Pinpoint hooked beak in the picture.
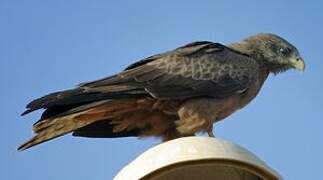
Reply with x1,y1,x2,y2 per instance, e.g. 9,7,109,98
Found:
291,56,305,72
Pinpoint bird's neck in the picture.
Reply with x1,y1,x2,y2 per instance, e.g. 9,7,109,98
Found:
228,42,255,57
228,42,291,75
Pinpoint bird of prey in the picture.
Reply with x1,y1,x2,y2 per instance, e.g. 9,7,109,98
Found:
18,33,305,151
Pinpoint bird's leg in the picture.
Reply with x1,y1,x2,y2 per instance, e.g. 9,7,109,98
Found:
207,125,215,137
162,128,181,142
207,130,215,137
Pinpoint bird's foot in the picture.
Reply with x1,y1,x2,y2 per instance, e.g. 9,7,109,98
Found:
207,131,215,137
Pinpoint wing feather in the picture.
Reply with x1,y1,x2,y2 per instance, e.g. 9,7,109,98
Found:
22,41,259,116
79,42,259,99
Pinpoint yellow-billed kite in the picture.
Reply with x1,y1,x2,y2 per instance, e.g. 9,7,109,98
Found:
18,33,305,151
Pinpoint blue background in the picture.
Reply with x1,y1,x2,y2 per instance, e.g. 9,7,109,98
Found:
1,0,322,179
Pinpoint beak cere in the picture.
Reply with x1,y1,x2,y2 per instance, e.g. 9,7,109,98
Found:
292,57,305,72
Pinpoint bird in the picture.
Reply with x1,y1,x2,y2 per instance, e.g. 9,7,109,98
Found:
18,33,305,151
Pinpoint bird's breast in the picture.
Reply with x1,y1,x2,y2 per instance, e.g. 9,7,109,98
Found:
210,80,267,122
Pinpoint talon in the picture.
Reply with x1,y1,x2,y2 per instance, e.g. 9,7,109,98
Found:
208,131,215,137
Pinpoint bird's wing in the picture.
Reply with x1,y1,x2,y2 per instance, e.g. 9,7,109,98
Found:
22,41,259,118
81,41,260,99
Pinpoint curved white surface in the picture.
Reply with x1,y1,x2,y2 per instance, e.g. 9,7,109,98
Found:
114,137,282,180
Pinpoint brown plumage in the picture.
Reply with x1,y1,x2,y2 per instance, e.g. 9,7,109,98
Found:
18,33,305,151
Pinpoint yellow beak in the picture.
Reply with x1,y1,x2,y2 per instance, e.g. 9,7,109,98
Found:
291,57,305,72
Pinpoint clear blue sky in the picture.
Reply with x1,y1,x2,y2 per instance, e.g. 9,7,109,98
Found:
1,0,322,179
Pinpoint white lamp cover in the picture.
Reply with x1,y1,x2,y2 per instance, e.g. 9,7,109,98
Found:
114,137,282,180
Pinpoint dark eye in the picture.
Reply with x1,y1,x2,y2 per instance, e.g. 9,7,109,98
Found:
279,47,292,56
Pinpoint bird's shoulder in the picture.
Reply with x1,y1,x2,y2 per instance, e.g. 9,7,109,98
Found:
124,41,224,70
145,41,259,80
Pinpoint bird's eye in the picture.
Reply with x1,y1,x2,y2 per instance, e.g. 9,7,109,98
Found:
279,47,292,56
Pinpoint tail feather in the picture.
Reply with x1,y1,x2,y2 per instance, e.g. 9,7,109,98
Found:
18,110,99,151
18,99,144,151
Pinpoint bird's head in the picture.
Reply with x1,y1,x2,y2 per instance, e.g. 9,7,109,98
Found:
237,33,305,74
